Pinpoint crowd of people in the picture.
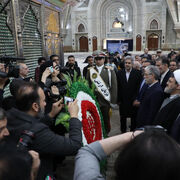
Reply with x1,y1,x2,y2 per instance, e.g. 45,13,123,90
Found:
0,48,180,179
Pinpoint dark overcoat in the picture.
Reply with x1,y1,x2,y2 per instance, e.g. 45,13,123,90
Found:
117,68,142,116
153,96,180,133
136,82,164,127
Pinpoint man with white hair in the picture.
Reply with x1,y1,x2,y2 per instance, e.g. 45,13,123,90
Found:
136,65,164,127
19,63,29,79
18,63,33,82
153,69,180,133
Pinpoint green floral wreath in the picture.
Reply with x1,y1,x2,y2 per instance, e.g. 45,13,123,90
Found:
55,74,107,145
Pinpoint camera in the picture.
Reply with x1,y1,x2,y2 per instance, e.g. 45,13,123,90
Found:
58,65,69,73
64,96,74,105
48,80,67,100
0,56,25,78
17,130,35,151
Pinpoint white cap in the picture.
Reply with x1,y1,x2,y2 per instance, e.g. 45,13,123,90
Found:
92,50,105,57
173,69,180,85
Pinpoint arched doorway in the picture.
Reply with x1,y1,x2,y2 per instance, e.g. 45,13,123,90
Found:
136,35,141,51
148,33,159,50
79,36,88,52
92,36,97,51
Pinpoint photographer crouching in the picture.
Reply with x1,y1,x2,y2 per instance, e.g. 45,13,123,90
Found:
7,82,82,180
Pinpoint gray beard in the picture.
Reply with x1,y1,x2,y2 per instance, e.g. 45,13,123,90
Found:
164,87,173,94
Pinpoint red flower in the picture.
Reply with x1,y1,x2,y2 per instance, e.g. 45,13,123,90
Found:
81,100,102,144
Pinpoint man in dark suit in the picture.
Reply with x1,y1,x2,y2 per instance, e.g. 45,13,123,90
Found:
132,60,151,122
133,60,152,107
140,48,152,60
156,57,172,92
136,65,164,127
18,63,32,82
117,56,142,133
153,69,180,134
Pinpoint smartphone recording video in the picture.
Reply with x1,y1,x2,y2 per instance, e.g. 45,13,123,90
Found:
49,66,54,73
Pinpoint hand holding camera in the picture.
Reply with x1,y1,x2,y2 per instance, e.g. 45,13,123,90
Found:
49,98,64,118
68,99,79,118
41,67,51,84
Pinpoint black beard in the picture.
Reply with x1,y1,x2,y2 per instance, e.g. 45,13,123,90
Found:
36,109,44,119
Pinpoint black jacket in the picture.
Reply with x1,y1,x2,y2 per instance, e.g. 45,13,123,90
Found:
83,64,92,78
117,68,142,116
7,108,82,180
65,63,81,80
0,89,4,107
153,96,180,134
160,70,172,91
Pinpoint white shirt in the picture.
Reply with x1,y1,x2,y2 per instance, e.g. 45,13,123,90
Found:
170,94,180,100
96,65,104,74
125,69,132,81
160,69,169,84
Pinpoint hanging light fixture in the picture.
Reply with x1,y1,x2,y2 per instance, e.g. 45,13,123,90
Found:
113,17,124,28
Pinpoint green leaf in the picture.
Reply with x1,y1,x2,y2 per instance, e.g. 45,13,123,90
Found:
62,73,72,96
55,112,71,131
73,70,78,82
62,73,72,88
77,76,82,82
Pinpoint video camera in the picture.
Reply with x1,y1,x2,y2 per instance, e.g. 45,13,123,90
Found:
58,65,70,73
0,56,25,78
47,80,67,101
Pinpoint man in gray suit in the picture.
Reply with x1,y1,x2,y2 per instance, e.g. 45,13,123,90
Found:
87,51,117,134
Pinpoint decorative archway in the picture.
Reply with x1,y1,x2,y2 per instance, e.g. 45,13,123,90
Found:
148,33,159,50
78,23,85,32
89,0,136,49
150,19,158,30
79,36,88,52
92,36,97,51
136,34,142,51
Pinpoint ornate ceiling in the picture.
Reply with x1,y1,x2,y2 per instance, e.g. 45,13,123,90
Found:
46,0,81,9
